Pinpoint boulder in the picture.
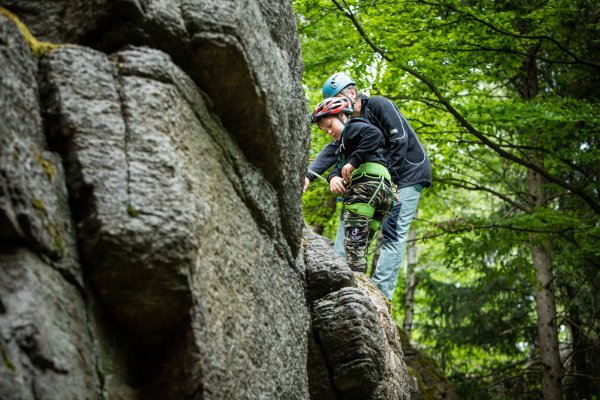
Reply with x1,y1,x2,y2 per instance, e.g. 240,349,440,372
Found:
303,229,410,400
39,44,311,399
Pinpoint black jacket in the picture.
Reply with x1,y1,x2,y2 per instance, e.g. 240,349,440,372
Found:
308,95,432,188
327,118,387,180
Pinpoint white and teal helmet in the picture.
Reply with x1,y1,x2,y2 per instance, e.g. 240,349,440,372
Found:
321,72,356,98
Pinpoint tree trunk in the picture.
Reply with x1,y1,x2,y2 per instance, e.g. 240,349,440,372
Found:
528,168,564,400
521,43,564,400
565,299,590,400
403,228,417,338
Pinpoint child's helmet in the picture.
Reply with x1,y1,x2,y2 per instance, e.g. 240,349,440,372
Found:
322,72,356,98
311,97,354,123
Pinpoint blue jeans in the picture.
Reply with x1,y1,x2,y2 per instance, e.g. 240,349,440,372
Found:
334,185,422,299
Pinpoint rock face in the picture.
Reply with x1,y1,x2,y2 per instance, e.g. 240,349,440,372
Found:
0,2,410,399
303,231,409,400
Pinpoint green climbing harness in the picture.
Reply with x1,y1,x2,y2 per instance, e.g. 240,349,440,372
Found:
344,179,389,231
350,162,391,183
344,162,393,231
306,163,394,231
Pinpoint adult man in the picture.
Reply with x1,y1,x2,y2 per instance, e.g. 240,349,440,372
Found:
305,72,432,300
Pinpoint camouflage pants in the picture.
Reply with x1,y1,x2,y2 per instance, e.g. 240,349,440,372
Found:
343,178,394,273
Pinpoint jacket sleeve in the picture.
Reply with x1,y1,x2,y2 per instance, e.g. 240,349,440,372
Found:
346,124,384,168
327,166,341,182
369,97,410,172
306,141,337,181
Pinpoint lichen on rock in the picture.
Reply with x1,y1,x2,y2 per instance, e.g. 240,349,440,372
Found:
0,6,59,58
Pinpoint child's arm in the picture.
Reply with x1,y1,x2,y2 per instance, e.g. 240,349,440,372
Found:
306,142,338,181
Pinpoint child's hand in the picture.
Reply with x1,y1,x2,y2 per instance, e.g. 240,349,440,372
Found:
341,163,356,183
329,176,346,194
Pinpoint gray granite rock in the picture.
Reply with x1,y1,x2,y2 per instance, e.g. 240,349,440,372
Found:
40,44,311,399
303,228,355,301
0,0,110,43
0,248,96,400
1,15,134,399
1,0,309,256
303,227,410,399
0,14,81,286
313,286,388,397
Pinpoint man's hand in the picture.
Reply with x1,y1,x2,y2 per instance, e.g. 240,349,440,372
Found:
329,176,346,194
303,176,310,192
341,163,356,183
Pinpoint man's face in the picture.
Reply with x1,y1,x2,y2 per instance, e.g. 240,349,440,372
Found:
335,87,356,103
317,116,344,141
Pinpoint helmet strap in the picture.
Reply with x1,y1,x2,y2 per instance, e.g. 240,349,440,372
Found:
339,92,355,113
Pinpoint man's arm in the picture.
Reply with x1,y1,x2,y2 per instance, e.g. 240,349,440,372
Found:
304,142,338,192
307,142,338,180
369,97,411,173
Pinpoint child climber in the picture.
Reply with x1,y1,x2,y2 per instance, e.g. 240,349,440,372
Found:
311,97,394,273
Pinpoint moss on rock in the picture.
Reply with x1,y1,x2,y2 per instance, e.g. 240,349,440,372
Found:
33,148,57,182
127,204,139,217
0,6,60,58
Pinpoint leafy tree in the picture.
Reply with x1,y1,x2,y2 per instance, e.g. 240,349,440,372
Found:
295,0,600,398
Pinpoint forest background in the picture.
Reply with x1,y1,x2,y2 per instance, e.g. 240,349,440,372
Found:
294,0,600,399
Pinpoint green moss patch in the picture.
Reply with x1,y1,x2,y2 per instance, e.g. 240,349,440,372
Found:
0,6,60,58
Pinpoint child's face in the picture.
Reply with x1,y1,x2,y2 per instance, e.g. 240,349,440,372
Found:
317,116,344,141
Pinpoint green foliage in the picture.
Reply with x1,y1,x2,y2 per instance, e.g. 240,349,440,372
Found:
295,0,600,398
302,180,341,239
